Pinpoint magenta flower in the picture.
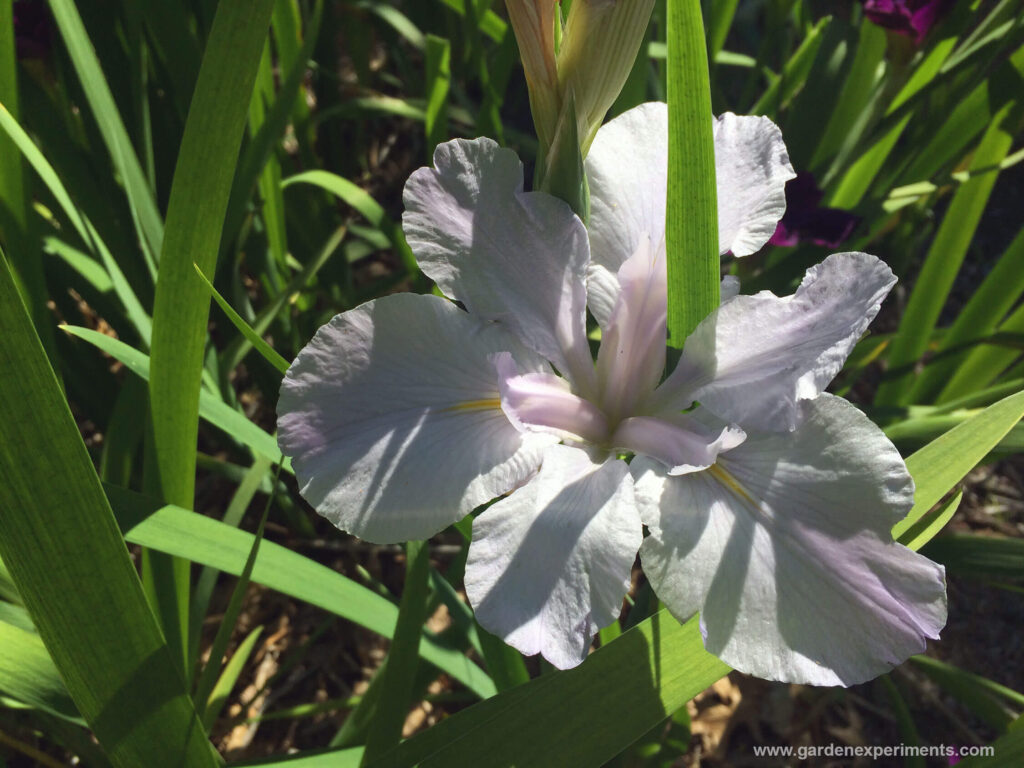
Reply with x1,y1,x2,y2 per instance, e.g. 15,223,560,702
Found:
769,172,861,249
862,0,954,43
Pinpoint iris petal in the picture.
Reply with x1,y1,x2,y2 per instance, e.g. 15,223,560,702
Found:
635,395,946,686
465,445,641,669
278,294,555,543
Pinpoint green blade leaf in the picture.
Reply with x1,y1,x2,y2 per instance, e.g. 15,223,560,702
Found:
193,263,290,374
46,0,164,270
878,97,1022,406
105,485,496,699
0,251,217,767
366,611,729,767
892,390,1024,540
666,0,718,345
910,655,1021,732
749,17,829,117
148,0,276,506
921,535,1024,582
896,490,962,552
0,620,82,724
195,493,273,730
362,541,432,764
63,325,287,467
0,102,152,345
282,170,417,275
424,35,452,158
202,625,264,732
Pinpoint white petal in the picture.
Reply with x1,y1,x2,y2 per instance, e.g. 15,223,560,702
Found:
496,353,609,443
714,113,796,257
465,445,641,669
649,252,896,432
595,236,667,422
586,102,668,327
636,396,947,686
613,412,745,475
403,137,596,396
277,294,556,544
720,274,740,302
585,106,795,328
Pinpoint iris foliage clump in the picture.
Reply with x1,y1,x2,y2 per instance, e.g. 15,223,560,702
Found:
0,0,1023,766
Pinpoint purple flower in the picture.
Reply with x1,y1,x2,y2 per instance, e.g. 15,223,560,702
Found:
862,0,954,43
769,172,861,249
13,0,52,60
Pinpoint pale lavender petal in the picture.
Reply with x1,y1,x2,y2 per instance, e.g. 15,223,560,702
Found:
277,294,556,544
496,353,609,444
614,413,745,475
635,395,947,686
595,236,667,423
465,445,641,669
403,137,596,396
715,112,796,257
586,105,794,329
720,274,740,302
586,102,668,327
648,252,896,432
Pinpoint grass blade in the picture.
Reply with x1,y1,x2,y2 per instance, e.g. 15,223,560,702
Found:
194,263,290,374
896,490,962,552
424,35,451,158
810,21,886,171
46,0,164,271
0,103,152,345
0,0,55,361
194,496,272,730
666,0,718,345
0,249,217,767
910,655,1020,732
190,453,275,663
223,0,323,255
105,485,496,699
146,0,275,669
748,17,829,117
878,102,1021,406
282,171,417,276
202,625,264,732
367,611,729,767
361,541,432,764
891,390,1024,540
64,325,286,466
0,620,82,724
222,225,347,374
921,535,1024,582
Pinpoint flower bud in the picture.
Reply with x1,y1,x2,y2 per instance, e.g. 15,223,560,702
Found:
505,0,561,151
557,0,656,154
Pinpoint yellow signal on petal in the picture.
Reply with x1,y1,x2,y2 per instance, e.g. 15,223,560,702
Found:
442,399,502,413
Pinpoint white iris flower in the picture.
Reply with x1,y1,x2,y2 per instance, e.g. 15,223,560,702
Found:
277,103,947,685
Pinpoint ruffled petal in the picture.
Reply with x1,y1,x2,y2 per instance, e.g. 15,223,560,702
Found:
403,137,596,395
585,105,795,327
635,396,947,686
648,252,896,432
714,112,796,256
278,294,556,544
465,445,641,669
